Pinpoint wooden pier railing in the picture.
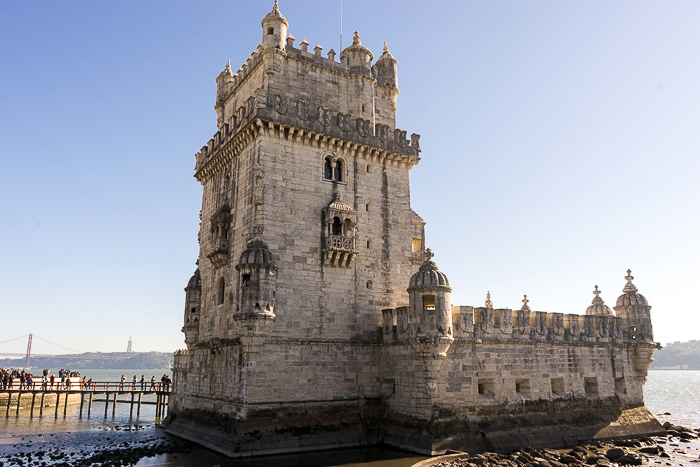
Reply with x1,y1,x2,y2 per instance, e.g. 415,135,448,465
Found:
0,381,170,419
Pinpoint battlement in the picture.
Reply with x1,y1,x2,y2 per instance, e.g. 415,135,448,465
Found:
381,305,654,345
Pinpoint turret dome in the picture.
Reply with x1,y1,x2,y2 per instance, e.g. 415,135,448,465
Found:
408,249,450,290
186,269,201,290
238,237,275,266
261,0,288,27
586,285,613,315
616,269,648,307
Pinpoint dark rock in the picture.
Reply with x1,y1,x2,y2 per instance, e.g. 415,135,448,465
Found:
605,448,625,460
640,446,661,454
618,455,643,466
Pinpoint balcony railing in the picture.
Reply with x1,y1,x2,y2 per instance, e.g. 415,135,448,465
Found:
326,235,356,252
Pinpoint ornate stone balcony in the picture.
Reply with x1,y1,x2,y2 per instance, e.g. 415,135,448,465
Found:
323,235,358,268
207,239,229,268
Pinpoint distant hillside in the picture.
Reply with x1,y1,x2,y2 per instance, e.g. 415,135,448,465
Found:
651,340,700,369
0,352,173,370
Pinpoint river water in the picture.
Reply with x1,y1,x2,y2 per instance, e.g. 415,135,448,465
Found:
0,369,697,466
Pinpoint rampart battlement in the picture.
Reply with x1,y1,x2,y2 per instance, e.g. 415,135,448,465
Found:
381,305,654,346
194,96,420,180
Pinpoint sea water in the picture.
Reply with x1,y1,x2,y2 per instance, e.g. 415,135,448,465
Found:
0,370,698,466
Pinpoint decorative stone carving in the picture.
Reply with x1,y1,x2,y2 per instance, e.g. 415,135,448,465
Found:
273,94,287,114
376,123,389,142
295,99,309,120
317,105,331,126
336,112,351,132
394,128,407,147
356,118,370,137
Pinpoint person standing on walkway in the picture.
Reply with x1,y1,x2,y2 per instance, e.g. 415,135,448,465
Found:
150,376,156,391
119,374,126,391
140,375,145,391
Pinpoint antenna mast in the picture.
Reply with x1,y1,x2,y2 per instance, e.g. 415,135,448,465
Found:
340,0,343,51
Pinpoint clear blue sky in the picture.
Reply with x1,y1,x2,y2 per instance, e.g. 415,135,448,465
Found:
1,1,698,353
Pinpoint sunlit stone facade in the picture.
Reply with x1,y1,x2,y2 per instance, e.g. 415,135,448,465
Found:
168,3,662,457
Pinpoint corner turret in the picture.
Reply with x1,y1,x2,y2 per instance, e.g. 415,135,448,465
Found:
215,60,235,128
182,268,201,347
614,269,653,341
340,31,373,75
407,248,453,338
261,0,288,51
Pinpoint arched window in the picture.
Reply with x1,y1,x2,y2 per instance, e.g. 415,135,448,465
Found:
332,217,342,235
323,157,333,180
217,277,225,305
334,159,343,182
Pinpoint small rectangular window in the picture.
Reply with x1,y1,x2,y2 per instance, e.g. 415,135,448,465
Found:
478,378,495,401
584,377,598,397
412,238,422,253
516,378,530,400
551,377,565,398
423,295,435,311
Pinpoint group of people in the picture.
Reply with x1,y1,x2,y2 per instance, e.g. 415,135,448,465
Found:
1,368,83,390
1,368,172,392
118,374,172,391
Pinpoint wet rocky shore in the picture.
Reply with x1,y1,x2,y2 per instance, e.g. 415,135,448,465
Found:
0,423,192,467
430,423,700,467
0,422,698,467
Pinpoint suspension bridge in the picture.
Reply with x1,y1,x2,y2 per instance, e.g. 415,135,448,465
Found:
0,334,95,368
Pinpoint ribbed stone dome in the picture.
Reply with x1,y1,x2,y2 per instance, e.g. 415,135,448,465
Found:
408,249,450,290
261,0,288,26
186,269,201,289
586,285,613,316
239,237,274,266
616,269,648,307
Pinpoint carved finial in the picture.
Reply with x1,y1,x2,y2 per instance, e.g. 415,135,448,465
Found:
383,41,389,53
485,291,493,309
623,268,638,294
521,295,531,311
592,285,604,304
273,0,279,11
353,31,361,45
225,59,231,72
424,248,434,262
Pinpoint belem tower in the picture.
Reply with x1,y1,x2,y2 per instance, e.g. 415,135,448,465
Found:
167,2,663,457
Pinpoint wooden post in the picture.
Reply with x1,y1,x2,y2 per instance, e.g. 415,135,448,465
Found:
79,391,85,418
111,392,117,417
40,393,45,416
6,392,11,416
30,393,36,418
129,392,135,418
87,392,93,418
54,393,60,418
155,393,160,418
162,394,167,417
137,392,142,417
63,390,68,416
104,392,109,418
15,393,21,415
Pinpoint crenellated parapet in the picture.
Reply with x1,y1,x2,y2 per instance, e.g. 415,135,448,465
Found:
382,275,654,350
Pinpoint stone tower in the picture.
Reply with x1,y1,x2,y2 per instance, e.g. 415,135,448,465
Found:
169,2,424,457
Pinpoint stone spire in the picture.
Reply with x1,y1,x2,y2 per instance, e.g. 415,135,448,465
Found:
623,269,638,294
521,295,531,312
485,291,493,309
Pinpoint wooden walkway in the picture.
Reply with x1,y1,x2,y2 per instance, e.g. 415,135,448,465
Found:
0,381,170,418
